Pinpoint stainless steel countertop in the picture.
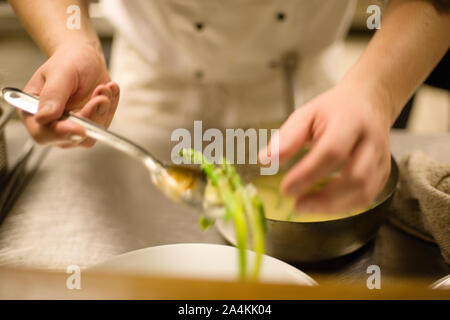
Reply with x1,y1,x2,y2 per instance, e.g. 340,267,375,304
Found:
0,120,449,283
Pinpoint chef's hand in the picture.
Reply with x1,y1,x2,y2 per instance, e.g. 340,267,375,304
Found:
260,81,392,214
265,0,450,214
21,43,120,148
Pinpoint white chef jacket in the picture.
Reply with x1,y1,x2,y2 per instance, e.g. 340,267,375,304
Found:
101,0,356,137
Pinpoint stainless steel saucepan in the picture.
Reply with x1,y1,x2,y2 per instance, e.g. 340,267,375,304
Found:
217,157,399,262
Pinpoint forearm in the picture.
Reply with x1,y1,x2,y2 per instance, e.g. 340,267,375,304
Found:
8,0,101,56
342,0,450,125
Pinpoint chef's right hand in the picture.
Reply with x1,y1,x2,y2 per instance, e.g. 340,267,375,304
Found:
20,43,120,148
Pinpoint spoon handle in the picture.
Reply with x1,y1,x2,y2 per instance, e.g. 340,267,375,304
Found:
67,113,162,170
1,87,162,171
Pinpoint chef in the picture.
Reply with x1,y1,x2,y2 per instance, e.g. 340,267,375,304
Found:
8,0,450,214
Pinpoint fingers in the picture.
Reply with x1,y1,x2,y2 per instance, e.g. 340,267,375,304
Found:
281,121,361,199
258,107,314,165
24,68,45,96
20,113,86,145
107,82,120,126
108,81,120,101
34,69,77,125
277,107,315,162
20,78,119,149
293,138,390,214
76,83,118,125
86,87,112,119
92,82,113,101
73,82,120,148
20,67,86,148
74,95,110,148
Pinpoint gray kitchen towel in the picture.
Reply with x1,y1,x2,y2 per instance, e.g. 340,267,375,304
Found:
390,150,450,263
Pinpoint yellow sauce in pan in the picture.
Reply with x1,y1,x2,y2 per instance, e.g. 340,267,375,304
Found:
251,173,369,222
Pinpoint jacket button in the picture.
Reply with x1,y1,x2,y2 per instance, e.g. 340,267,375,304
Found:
195,22,204,31
194,70,204,79
276,12,286,21
268,59,279,69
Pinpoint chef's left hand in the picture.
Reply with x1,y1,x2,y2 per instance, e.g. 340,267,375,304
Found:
260,80,393,214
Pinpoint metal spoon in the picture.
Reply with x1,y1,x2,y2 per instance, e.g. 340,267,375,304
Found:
1,87,221,219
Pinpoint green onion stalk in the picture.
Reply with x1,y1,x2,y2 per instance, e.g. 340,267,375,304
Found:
180,149,267,280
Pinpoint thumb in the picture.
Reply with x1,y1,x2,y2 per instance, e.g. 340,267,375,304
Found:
35,71,76,125
259,107,314,164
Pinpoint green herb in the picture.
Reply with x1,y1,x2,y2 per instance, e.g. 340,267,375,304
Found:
180,148,267,280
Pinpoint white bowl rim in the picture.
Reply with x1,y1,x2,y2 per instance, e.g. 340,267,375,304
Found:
90,242,318,286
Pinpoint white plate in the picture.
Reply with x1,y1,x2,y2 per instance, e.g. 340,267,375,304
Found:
430,275,450,290
89,243,317,286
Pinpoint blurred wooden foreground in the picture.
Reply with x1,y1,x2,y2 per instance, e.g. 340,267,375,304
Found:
0,267,449,300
